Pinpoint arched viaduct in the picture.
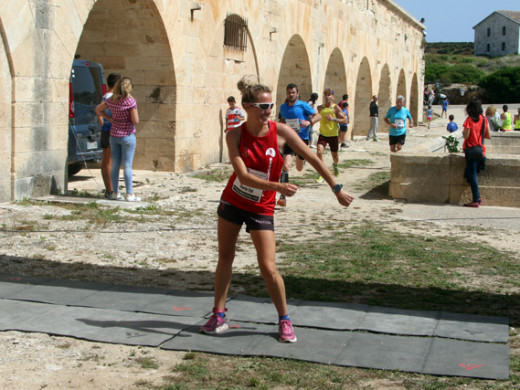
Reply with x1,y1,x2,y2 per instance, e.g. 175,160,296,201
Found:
0,0,424,201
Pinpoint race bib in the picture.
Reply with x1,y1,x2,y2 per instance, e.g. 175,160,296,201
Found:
232,168,267,202
286,118,300,132
394,119,405,129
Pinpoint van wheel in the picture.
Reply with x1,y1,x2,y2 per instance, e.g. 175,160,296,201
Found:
68,163,83,177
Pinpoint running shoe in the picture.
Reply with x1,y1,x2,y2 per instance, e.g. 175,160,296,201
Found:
333,163,339,177
104,191,113,199
463,201,479,208
126,194,141,202
278,319,297,343
316,176,324,183
478,198,483,205
340,143,348,148
111,192,124,201
277,196,287,207
199,312,228,334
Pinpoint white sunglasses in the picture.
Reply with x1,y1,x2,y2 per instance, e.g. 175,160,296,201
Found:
250,102,274,110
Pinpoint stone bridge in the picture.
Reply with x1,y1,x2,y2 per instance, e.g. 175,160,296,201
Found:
0,0,424,201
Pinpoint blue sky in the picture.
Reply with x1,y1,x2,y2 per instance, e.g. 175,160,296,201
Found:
393,0,520,42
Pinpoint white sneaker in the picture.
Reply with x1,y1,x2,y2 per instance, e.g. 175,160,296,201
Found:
126,194,141,202
111,192,124,201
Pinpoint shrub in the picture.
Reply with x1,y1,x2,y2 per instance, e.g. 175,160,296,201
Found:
425,63,449,83
478,66,520,103
440,64,485,84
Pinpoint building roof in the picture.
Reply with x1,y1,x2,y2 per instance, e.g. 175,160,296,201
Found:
473,10,520,29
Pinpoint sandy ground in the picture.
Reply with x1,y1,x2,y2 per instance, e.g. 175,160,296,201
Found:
0,106,519,389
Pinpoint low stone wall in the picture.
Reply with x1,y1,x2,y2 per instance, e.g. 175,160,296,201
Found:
389,132,520,207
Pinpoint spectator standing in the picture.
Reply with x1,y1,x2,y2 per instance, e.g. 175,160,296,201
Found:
426,105,433,129
441,98,449,118
225,96,245,132
95,77,140,202
338,101,349,148
97,73,121,199
307,92,319,148
462,99,491,208
367,95,378,141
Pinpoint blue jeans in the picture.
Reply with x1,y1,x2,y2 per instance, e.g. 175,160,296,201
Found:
464,155,481,202
110,134,136,194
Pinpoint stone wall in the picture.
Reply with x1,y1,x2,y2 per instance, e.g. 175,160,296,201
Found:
389,133,520,207
0,0,424,201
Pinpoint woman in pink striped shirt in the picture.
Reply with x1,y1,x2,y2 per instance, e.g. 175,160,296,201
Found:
96,77,140,201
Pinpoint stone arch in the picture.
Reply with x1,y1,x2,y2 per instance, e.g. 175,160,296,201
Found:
353,57,372,137
323,48,347,98
276,35,312,114
76,0,176,171
0,18,12,201
396,69,407,101
378,64,392,132
409,73,419,123
208,13,259,164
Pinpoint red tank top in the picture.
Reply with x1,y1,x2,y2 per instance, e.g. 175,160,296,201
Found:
221,121,283,215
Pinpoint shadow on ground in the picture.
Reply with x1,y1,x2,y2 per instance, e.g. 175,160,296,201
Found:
1,254,518,327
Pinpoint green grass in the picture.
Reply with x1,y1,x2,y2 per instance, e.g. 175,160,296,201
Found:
192,167,232,182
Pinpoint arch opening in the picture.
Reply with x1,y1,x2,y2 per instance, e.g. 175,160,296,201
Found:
353,57,372,137
76,0,176,171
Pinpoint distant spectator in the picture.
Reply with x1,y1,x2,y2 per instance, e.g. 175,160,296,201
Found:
500,105,512,131
515,108,520,131
441,98,449,118
225,96,245,132
462,98,491,208
446,115,458,133
485,105,502,132
426,105,433,129
367,95,378,141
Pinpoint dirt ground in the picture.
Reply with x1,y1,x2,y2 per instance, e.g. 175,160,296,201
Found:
1,107,519,389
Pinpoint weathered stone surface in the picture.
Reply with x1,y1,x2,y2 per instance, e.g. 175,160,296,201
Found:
0,0,424,201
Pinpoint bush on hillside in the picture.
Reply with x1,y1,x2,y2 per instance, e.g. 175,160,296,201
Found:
478,66,520,103
440,64,485,84
425,63,449,83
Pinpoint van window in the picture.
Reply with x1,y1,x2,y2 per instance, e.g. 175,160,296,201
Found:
71,66,103,106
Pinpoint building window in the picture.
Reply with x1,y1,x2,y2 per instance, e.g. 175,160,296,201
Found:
502,26,506,35
502,42,506,51
487,43,490,52
224,14,248,51
487,27,490,37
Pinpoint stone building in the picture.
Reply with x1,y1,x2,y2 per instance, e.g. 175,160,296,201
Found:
0,0,424,202
474,10,520,57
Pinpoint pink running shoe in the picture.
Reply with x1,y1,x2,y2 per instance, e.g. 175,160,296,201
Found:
199,312,228,334
278,319,297,343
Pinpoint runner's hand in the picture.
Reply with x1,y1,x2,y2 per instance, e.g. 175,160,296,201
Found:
279,183,298,197
335,190,354,207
